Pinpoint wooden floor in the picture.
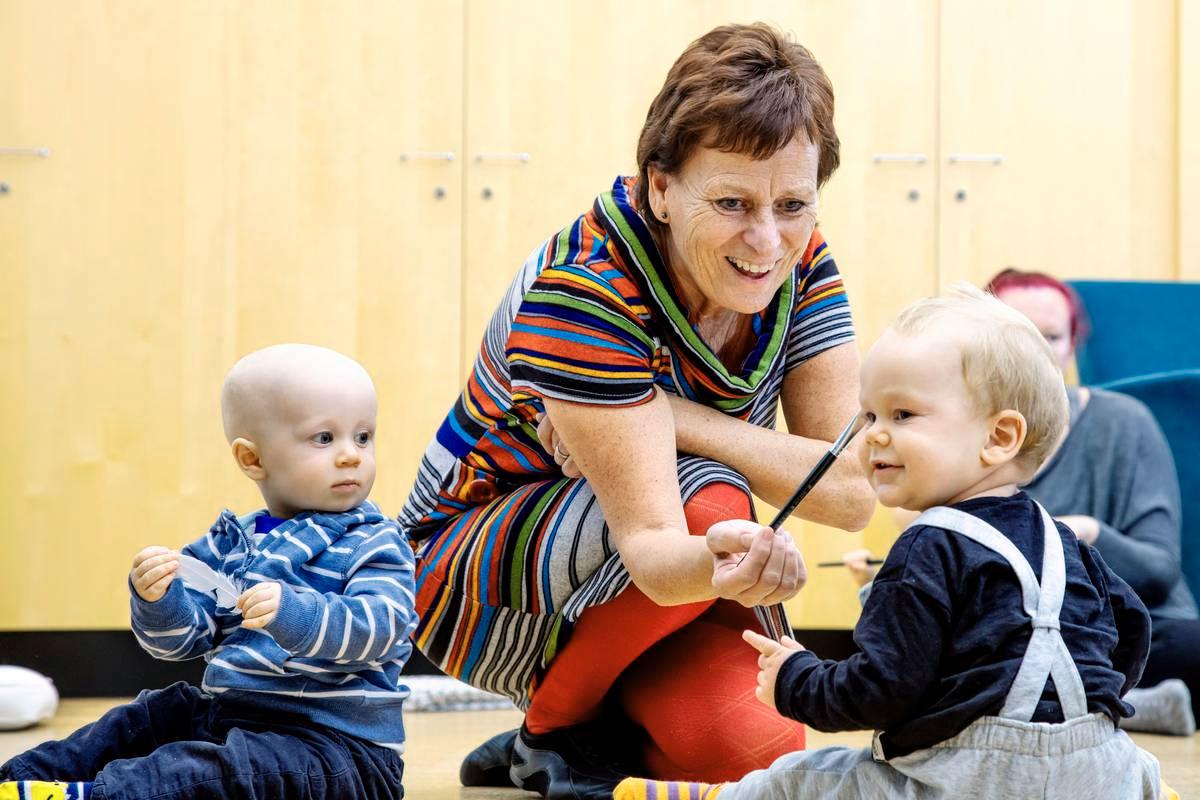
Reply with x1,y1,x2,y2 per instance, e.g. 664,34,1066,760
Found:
1,700,1196,798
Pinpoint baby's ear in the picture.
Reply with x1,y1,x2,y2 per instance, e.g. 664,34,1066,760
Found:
231,438,267,481
981,410,1026,467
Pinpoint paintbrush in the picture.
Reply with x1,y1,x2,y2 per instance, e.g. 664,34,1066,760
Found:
743,411,867,641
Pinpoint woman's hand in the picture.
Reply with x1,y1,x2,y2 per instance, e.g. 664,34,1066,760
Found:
536,412,582,478
130,546,180,602
743,629,806,711
707,519,807,606
1057,514,1101,545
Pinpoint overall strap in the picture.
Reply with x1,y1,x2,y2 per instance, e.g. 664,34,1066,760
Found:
914,503,1089,722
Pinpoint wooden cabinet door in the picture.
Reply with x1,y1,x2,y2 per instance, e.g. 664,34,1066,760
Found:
763,0,939,628
1182,0,1200,281
0,1,230,629
774,0,941,352
340,0,465,509
0,0,463,629
461,1,678,370
459,1,862,369
223,0,464,511
938,0,1176,288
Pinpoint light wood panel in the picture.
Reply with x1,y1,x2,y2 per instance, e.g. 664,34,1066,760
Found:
938,0,1177,288
779,0,940,351
1182,0,1200,280
459,0,863,369
0,1,229,630
0,1,463,629
2,701,1196,798
765,0,939,628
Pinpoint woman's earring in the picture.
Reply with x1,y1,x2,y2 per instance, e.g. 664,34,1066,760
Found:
660,211,669,221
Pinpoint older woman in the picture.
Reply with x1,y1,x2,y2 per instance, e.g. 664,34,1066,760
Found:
399,23,873,798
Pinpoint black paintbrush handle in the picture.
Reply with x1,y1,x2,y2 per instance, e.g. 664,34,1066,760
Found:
768,451,837,531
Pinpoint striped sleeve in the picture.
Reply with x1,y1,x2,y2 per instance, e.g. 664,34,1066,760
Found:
266,521,417,666
784,231,856,371
129,521,231,662
507,264,658,407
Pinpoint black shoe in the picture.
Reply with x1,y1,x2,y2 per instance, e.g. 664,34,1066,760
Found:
459,728,518,787
510,720,640,800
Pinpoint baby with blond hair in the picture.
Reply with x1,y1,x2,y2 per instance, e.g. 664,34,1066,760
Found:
1,344,415,800
616,287,1175,799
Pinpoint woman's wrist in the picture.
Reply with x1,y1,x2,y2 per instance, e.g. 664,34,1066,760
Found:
665,393,710,456
625,531,719,606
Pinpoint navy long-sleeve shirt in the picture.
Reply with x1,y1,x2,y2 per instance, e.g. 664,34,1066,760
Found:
776,492,1151,758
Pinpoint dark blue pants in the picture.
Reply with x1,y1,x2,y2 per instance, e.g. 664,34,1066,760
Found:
0,682,404,800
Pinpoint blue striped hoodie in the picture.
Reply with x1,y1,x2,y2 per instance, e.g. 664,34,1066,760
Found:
130,501,417,750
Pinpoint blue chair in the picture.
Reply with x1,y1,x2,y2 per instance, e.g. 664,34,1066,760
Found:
1103,369,1200,601
1068,280,1200,386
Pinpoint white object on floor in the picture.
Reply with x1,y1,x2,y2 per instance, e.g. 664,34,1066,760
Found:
0,665,59,731
402,675,514,713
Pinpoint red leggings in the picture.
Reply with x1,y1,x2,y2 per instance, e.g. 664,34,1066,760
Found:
524,482,806,781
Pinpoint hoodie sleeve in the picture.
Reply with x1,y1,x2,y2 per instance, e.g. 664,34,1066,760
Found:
129,514,236,662
265,519,417,667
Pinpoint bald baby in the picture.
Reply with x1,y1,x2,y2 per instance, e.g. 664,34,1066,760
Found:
221,344,378,518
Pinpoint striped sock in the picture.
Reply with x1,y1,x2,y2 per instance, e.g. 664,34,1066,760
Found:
0,781,92,800
613,778,726,800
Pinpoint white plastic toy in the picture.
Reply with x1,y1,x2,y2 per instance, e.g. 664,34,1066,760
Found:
0,665,58,730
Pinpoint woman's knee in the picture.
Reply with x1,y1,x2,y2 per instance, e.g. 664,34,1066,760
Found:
683,479,754,535
642,709,805,782
619,617,805,780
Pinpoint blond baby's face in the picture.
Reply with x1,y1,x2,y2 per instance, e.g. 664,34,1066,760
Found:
254,375,377,518
857,330,995,511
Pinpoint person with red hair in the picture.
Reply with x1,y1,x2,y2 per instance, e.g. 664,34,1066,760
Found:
987,268,1198,736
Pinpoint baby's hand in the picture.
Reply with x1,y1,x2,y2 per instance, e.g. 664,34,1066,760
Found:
238,582,282,630
743,629,806,712
130,546,180,602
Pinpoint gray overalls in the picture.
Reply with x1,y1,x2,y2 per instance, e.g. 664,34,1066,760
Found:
724,503,1163,799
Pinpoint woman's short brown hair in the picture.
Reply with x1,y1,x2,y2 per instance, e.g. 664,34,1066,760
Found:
635,23,840,226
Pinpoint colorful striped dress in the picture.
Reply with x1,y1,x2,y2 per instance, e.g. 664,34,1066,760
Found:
398,176,854,707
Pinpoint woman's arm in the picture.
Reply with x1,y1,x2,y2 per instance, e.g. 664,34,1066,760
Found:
669,343,874,531
544,391,805,607
1082,406,1183,607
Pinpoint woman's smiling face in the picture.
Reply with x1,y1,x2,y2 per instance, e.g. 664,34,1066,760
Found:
647,135,820,320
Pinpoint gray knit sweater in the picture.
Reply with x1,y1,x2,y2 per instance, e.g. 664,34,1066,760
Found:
1024,387,1198,621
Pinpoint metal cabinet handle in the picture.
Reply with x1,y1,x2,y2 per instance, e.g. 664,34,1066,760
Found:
0,147,50,157
871,153,928,164
947,153,1003,165
474,152,531,163
398,151,455,162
